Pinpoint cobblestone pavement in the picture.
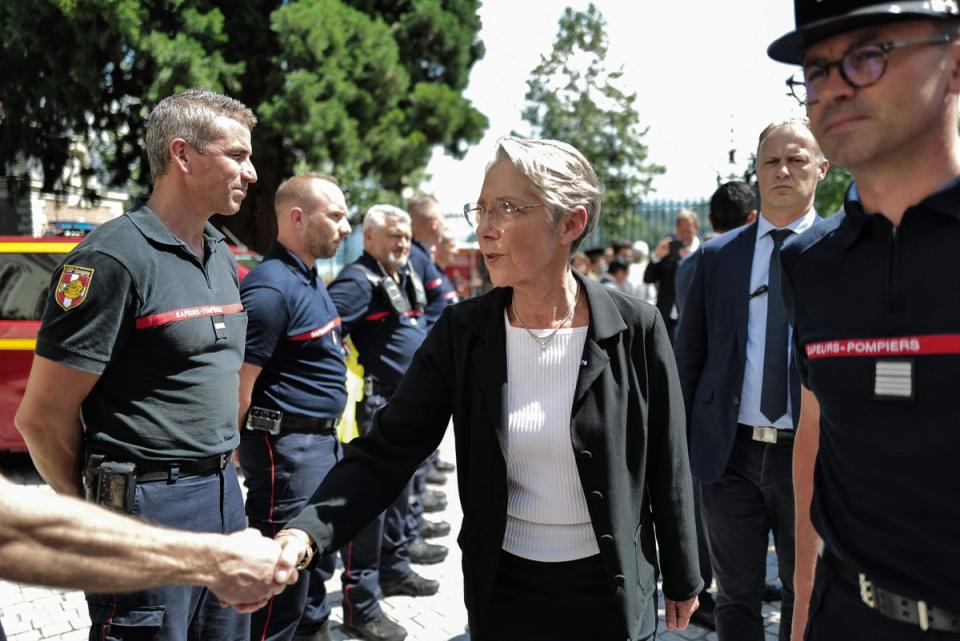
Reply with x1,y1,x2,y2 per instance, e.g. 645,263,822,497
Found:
0,433,784,641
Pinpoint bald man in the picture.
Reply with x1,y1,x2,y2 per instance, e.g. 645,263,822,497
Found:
236,173,351,641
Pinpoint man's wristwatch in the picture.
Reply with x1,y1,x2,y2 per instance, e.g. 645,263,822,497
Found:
275,529,316,570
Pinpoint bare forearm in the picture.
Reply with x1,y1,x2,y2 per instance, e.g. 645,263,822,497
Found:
791,387,821,640
15,356,97,496
0,482,199,589
793,422,820,600
18,417,83,496
0,479,282,598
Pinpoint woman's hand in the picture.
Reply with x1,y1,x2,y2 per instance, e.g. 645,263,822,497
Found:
664,594,699,631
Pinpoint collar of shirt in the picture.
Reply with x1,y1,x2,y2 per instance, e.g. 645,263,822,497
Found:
126,205,225,253
268,240,317,286
839,176,960,250
755,208,817,245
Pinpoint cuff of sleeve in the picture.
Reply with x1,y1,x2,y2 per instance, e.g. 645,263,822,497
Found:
662,579,706,602
35,340,109,375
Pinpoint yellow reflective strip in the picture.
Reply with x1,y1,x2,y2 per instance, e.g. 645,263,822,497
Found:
0,242,76,253
0,338,36,350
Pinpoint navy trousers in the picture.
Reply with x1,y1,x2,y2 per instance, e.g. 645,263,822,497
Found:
337,390,412,624
86,463,248,641
239,430,341,641
701,434,795,641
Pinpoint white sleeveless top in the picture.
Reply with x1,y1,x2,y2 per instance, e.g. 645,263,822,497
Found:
500,312,599,561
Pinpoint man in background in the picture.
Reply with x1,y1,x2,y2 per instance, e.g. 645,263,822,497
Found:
674,120,826,641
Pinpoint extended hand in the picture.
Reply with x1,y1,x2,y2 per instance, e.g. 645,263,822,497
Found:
664,594,699,631
207,528,287,611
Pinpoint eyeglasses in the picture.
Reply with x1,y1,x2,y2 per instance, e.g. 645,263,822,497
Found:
785,34,956,105
462,200,543,228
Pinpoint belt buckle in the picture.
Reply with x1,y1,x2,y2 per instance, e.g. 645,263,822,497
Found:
917,600,930,632
753,426,778,444
858,573,876,609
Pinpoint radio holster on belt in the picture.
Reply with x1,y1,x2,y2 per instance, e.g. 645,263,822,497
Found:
82,452,137,513
246,406,283,435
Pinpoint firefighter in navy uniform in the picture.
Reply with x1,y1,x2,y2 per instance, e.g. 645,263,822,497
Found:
236,173,352,641
324,205,441,641
768,2,960,640
15,90,260,641
404,194,457,548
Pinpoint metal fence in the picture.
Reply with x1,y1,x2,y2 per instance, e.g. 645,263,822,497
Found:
583,197,710,249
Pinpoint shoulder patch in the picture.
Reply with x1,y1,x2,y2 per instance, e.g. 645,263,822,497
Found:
55,264,95,311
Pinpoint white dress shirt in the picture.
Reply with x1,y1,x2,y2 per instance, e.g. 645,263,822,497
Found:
737,210,816,430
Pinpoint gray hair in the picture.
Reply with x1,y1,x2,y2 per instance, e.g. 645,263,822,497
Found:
145,89,257,181
757,118,824,162
492,137,602,253
364,204,410,231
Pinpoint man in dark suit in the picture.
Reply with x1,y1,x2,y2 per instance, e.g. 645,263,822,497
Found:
674,119,827,641
674,180,757,631
644,209,701,340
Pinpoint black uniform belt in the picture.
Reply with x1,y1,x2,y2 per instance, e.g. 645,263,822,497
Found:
281,414,338,433
823,550,960,633
737,423,795,445
134,452,231,482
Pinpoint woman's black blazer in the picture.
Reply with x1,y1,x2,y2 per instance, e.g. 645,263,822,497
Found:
288,272,703,639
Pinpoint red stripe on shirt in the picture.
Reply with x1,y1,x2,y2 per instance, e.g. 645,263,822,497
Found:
288,317,341,341
363,310,422,322
135,303,244,329
805,334,960,359
425,278,442,290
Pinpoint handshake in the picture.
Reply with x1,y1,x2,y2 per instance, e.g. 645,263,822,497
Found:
198,527,316,612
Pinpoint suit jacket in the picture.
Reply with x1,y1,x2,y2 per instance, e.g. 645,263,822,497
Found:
643,254,680,324
288,273,702,640
674,222,802,485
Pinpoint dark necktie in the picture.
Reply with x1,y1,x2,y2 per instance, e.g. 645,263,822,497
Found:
760,229,792,424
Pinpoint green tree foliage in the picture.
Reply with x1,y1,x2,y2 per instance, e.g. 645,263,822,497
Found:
0,0,487,246
815,165,853,216
521,3,664,241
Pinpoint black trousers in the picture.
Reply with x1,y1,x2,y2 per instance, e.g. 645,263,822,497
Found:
469,551,653,641
701,433,795,641
805,555,960,641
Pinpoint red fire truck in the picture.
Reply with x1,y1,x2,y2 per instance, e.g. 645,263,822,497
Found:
0,235,259,451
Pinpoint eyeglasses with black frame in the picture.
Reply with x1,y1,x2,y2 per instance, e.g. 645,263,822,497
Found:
462,201,544,228
785,33,957,106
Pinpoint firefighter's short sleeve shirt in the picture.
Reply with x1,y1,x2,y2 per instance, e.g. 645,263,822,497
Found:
36,206,246,463
241,241,347,419
781,179,960,612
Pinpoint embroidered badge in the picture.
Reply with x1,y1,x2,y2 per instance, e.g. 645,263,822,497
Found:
55,264,95,311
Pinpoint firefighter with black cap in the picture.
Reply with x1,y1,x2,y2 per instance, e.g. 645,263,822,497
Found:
769,2,960,639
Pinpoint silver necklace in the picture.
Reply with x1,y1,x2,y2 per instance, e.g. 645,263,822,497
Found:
511,279,580,351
